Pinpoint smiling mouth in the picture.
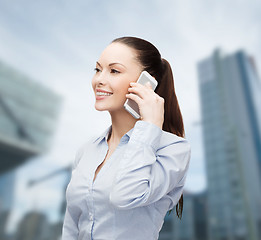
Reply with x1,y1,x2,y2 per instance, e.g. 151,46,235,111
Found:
96,92,113,96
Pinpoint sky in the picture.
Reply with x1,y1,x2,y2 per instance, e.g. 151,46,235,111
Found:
0,0,260,232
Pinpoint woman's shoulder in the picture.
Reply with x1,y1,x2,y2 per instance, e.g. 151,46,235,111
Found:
161,130,189,144
159,130,191,151
76,126,110,153
72,137,98,169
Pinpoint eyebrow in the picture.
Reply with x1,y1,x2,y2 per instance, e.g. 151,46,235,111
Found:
109,63,126,68
96,61,102,68
96,61,126,69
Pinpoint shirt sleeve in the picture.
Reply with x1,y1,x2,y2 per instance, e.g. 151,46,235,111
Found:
72,143,86,170
109,120,191,209
62,208,79,239
62,146,85,239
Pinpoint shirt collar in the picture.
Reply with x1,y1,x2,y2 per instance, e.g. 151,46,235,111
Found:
92,125,134,144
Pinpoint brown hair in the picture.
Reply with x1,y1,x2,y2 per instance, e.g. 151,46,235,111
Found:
112,36,185,219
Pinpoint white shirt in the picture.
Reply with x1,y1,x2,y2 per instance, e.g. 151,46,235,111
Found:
62,120,191,240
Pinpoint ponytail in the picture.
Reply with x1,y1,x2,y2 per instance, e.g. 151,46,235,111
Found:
156,59,185,137
156,58,185,219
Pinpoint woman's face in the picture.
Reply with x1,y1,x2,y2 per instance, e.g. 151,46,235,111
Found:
92,42,143,112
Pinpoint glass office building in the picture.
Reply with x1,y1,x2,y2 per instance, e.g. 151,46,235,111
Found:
197,49,261,240
0,60,62,174
159,191,208,240
0,60,62,238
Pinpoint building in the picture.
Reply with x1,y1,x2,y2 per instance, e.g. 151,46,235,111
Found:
0,60,62,174
15,211,50,240
159,191,208,240
197,49,261,240
0,60,62,238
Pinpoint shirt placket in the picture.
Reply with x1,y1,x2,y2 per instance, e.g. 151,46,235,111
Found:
87,136,129,239
87,143,108,239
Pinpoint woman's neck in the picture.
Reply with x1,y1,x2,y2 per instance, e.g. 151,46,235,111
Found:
108,108,138,145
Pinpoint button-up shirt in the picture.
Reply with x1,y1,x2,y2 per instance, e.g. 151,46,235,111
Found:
62,120,191,240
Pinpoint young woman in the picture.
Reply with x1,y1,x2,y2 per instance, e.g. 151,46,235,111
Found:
62,36,191,240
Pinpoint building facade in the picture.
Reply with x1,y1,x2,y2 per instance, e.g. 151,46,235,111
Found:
159,191,208,240
197,49,261,240
0,60,62,239
0,60,62,174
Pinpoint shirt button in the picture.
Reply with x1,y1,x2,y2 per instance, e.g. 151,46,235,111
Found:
89,213,93,221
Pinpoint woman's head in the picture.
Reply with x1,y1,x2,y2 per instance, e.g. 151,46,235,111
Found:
92,42,143,113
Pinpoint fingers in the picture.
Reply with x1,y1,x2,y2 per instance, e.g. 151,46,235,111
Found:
126,81,165,126
125,92,142,105
145,82,153,89
128,82,153,99
130,82,152,90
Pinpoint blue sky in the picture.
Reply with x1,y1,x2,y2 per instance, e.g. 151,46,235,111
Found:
0,0,260,231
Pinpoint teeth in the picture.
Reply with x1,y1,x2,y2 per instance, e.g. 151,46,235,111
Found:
96,92,112,96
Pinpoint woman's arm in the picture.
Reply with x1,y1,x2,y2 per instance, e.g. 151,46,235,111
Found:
109,120,191,209
62,208,79,239
61,145,86,239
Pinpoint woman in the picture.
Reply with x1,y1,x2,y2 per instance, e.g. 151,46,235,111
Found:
62,36,191,240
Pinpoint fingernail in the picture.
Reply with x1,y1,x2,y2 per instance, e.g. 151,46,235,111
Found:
130,82,134,86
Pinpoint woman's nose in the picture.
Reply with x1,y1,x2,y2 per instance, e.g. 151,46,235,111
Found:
95,72,107,86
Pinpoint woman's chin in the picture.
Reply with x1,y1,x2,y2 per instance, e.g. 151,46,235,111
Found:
94,104,126,113
94,106,107,111
94,103,112,111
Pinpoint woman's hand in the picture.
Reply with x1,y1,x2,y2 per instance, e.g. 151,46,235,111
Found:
126,82,164,129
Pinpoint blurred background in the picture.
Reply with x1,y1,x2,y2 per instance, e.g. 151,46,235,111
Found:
0,0,260,239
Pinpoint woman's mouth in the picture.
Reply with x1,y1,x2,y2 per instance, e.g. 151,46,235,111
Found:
96,92,113,100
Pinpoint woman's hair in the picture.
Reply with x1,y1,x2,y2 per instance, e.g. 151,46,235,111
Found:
112,36,185,219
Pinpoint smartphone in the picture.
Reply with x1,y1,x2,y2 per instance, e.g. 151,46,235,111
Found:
124,71,158,119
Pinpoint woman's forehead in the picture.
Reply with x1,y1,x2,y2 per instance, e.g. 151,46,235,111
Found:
98,43,138,65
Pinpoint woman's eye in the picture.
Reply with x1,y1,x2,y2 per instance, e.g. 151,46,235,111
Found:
94,67,101,73
111,69,120,74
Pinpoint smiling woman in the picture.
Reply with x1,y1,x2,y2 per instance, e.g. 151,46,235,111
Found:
62,36,191,240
